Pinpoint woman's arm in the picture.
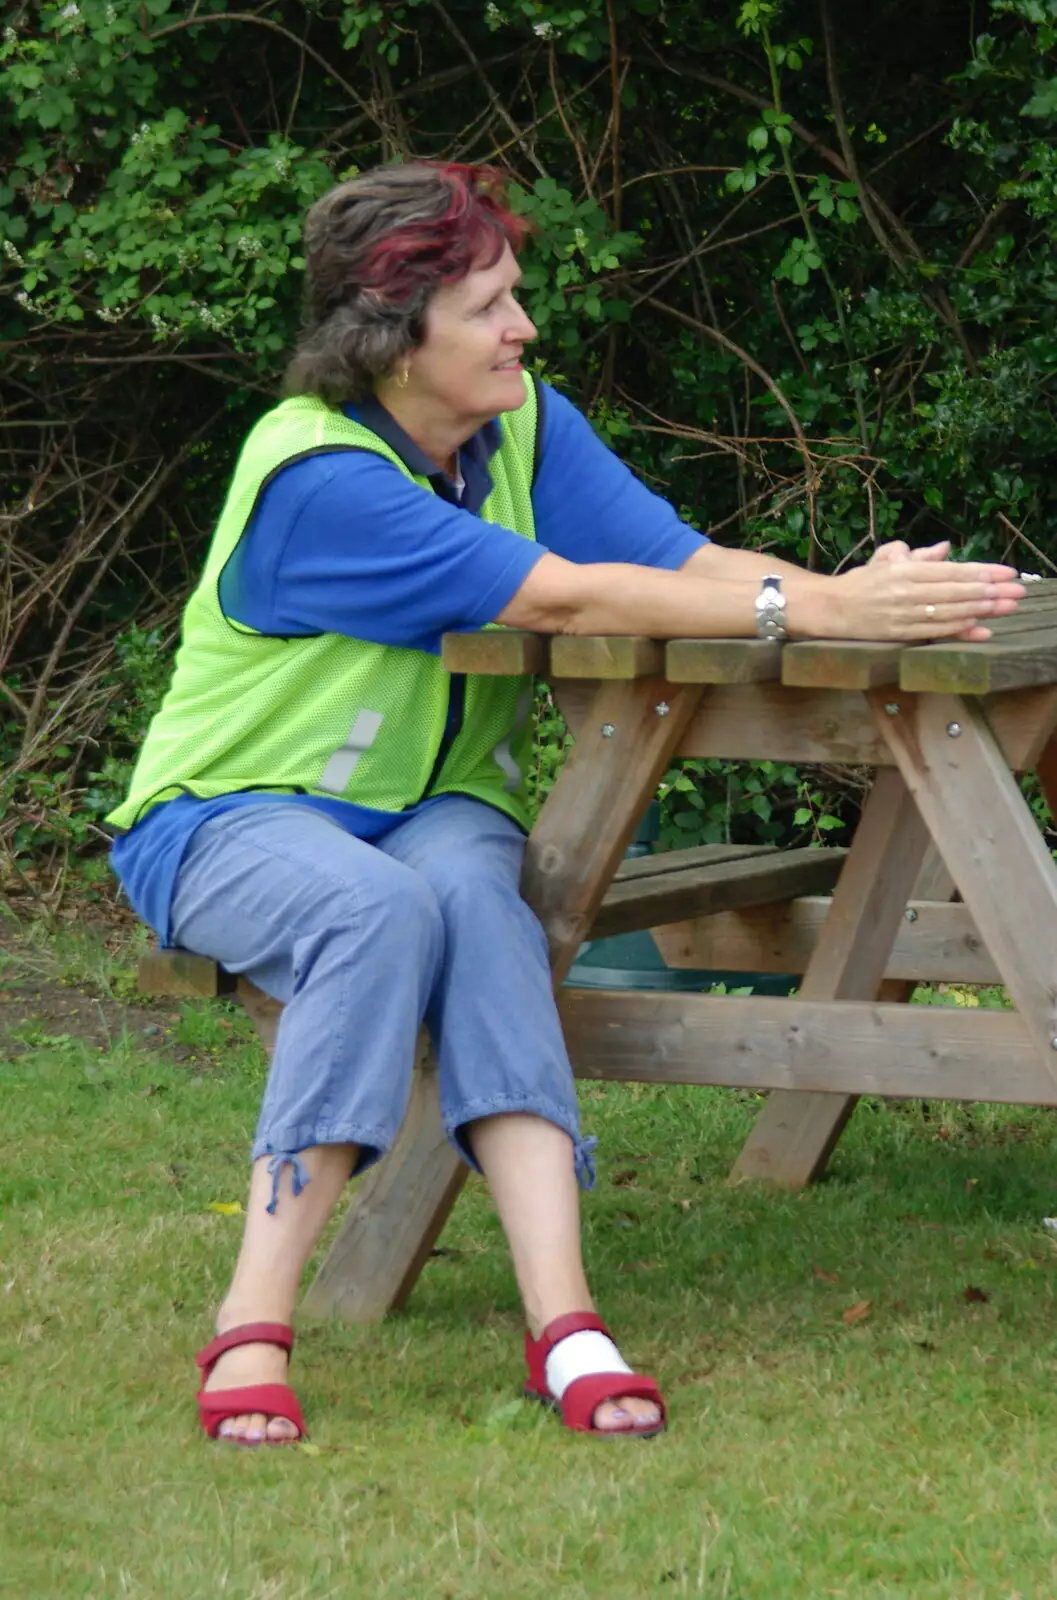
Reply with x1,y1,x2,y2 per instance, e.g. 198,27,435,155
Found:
496,549,1024,643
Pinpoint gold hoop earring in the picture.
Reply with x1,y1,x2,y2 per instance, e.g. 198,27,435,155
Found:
395,364,410,390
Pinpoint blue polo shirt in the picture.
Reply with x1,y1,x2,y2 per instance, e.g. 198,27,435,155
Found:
112,382,706,941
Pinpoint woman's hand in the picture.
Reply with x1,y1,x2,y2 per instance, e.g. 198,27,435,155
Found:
867,538,950,567
815,556,1024,642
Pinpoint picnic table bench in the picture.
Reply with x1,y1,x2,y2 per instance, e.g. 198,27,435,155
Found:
140,580,1057,1324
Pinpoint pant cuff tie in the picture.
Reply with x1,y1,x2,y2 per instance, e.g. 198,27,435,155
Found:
265,1150,311,1215
574,1135,598,1191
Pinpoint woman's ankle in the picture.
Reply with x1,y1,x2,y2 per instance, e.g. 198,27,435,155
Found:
216,1294,297,1334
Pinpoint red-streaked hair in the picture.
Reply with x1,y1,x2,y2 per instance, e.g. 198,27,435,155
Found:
286,161,532,404
358,162,529,305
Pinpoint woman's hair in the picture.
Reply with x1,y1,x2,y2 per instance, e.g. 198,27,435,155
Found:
283,161,528,406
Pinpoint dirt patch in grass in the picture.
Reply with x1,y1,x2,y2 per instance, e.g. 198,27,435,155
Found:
0,900,201,1064
0,968,196,1059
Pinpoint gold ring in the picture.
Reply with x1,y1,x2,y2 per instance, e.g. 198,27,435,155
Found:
925,604,936,617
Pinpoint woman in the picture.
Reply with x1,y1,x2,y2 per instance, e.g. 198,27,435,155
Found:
108,161,1023,1446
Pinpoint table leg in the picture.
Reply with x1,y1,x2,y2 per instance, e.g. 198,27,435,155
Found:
524,677,705,978
875,691,1057,1081
729,766,933,1186
304,1033,466,1322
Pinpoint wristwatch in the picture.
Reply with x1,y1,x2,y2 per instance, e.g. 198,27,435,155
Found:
754,574,788,642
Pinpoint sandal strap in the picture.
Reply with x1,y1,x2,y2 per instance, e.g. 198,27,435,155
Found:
197,1382,305,1441
560,1372,666,1435
196,1321,295,1377
528,1311,611,1364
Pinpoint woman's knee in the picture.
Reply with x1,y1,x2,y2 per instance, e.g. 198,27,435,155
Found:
309,853,444,964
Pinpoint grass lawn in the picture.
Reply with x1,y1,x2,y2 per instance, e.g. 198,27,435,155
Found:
3,912,1057,1599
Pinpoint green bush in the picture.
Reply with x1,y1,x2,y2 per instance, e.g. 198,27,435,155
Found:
3,0,1056,877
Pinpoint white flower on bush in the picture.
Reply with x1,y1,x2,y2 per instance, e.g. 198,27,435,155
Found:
236,234,263,259
189,300,230,332
4,25,18,44
15,290,31,308
105,2,117,19
3,240,27,267
533,19,557,37
96,307,120,322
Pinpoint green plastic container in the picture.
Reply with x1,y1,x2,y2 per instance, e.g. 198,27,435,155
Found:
564,804,798,997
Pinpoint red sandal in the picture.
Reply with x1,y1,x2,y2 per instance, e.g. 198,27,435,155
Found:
524,1312,666,1438
195,1322,306,1444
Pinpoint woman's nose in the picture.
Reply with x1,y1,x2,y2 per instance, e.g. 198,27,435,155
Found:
511,303,538,342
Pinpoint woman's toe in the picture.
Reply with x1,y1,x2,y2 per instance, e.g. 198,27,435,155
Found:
218,1413,253,1441
265,1415,300,1443
592,1396,661,1431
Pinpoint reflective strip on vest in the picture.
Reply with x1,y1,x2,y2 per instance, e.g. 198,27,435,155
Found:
492,685,533,794
318,709,384,795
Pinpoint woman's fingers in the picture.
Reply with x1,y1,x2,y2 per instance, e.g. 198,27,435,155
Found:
909,539,951,562
869,540,911,565
904,560,1021,586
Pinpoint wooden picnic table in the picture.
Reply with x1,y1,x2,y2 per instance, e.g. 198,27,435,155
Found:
140,580,1057,1324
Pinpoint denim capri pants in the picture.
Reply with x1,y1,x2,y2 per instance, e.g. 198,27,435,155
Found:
168,795,592,1209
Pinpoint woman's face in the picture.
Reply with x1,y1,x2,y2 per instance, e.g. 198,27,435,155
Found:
407,243,538,424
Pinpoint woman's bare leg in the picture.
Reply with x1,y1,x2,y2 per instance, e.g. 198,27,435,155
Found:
203,1142,357,1442
470,1113,661,1432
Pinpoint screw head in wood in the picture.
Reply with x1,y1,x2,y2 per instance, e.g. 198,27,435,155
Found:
600,722,615,738
905,907,918,922
884,702,900,716
655,701,670,717
946,722,962,738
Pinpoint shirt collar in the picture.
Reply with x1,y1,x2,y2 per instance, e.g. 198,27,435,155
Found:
345,397,499,513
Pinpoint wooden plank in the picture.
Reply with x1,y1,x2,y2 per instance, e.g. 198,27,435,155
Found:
304,1033,466,1322
781,640,902,690
980,611,1057,638
548,635,664,680
612,842,775,883
651,895,999,985
590,846,846,940
235,977,283,1051
900,629,1057,695
440,629,547,676
137,949,236,999
522,677,705,982
559,990,1052,1105
985,685,1057,770
665,638,781,684
671,684,893,764
729,766,932,1186
873,688,1057,1087
1034,728,1057,820
555,679,1057,772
